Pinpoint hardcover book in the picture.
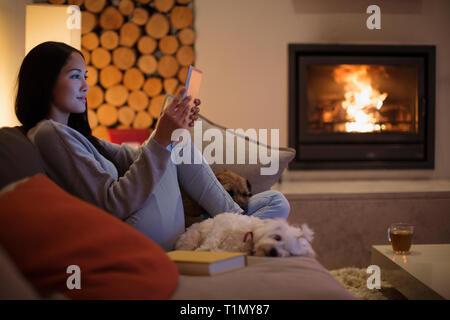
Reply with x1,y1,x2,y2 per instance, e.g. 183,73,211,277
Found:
167,250,247,276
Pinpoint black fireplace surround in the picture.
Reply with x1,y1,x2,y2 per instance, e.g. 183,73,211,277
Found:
288,44,435,170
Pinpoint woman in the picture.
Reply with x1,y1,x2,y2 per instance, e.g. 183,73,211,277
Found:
16,41,290,250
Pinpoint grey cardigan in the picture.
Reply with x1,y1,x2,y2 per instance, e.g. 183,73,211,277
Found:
27,119,171,221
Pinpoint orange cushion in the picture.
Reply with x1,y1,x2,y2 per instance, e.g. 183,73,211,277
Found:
0,174,178,299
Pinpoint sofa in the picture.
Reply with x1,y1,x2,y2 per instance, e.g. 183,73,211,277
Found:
0,115,354,300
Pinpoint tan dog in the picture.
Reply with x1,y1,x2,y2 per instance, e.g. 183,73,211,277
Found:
181,170,252,228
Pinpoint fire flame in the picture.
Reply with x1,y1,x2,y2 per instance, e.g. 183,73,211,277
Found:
333,65,388,132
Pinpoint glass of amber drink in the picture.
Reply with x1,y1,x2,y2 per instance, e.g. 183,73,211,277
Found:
388,223,414,254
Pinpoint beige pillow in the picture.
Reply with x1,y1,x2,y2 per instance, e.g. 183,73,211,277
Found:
187,114,295,194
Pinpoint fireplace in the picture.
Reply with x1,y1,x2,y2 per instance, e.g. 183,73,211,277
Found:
288,44,435,170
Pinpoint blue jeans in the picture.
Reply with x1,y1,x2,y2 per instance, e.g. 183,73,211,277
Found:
174,142,290,220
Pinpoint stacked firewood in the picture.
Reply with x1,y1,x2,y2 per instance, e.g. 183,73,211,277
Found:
48,0,195,140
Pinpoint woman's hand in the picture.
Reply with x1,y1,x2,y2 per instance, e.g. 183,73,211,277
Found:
188,98,201,127
153,88,193,147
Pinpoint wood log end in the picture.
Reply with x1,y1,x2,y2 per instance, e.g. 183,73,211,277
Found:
118,0,135,16
112,46,137,70
178,28,195,45
85,0,106,14
86,65,98,87
170,6,193,29
99,64,123,88
119,22,141,47
137,54,157,75
100,30,119,50
97,103,118,126
154,0,175,13
143,77,163,97
118,105,136,126
133,111,153,129
157,55,179,78
87,108,98,129
145,13,170,39
87,85,104,109
123,67,145,91
128,90,149,111
148,95,166,118
92,125,110,141
100,6,124,30
91,47,112,69
176,45,194,66
82,32,99,51
81,11,97,35
131,7,149,26
105,84,129,107
159,35,179,55
163,77,179,94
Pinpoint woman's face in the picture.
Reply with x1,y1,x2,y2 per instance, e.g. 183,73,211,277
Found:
49,52,89,124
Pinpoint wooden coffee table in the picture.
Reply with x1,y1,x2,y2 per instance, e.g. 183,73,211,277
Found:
371,244,450,300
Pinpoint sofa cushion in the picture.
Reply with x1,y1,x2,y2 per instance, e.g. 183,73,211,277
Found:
189,114,296,194
0,127,45,189
171,256,355,300
0,245,40,299
0,174,178,299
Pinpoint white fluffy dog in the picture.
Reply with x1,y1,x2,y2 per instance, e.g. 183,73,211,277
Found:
175,213,315,258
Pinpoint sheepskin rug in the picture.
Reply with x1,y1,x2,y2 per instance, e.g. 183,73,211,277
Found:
329,267,407,300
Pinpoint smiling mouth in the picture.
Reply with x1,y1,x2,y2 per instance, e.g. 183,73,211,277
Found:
77,97,86,102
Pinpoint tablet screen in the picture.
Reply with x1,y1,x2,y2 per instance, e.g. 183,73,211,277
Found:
184,65,203,103
161,66,203,112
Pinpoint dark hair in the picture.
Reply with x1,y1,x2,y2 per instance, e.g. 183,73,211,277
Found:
15,41,125,177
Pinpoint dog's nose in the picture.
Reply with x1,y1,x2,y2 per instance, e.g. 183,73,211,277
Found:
267,248,278,257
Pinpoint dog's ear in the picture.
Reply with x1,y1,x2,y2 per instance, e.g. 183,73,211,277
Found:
299,224,314,242
246,179,252,192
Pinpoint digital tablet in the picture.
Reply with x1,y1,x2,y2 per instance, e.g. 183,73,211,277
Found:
183,65,203,104
161,65,203,111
